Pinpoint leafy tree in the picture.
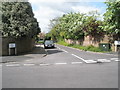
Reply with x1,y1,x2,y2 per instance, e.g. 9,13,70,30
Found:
104,0,120,41
1,2,40,38
54,12,85,40
83,16,104,37
48,12,104,42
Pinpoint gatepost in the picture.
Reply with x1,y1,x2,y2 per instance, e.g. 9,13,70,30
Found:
114,41,120,52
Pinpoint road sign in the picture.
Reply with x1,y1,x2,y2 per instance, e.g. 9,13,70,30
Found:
9,43,16,48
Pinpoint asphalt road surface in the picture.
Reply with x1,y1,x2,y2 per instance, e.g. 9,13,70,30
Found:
1,44,119,88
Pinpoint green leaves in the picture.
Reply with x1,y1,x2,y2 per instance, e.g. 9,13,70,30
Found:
1,2,41,38
48,12,104,41
104,0,120,36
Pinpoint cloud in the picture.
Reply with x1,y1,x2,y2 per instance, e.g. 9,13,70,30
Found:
72,6,101,14
29,0,106,33
32,3,65,33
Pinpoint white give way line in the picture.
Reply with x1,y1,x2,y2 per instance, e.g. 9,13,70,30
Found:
58,47,98,63
71,54,85,61
61,49,68,53
71,54,97,63
58,47,117,63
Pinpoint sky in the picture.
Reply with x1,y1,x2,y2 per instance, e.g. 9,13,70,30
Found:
28,0,107,33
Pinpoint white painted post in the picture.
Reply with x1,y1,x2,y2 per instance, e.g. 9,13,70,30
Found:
115,45,117,52
114,41,120,52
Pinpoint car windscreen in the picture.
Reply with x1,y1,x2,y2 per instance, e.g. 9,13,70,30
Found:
45,41,53,44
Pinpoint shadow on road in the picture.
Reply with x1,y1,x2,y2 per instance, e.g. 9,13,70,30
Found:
46,49,63,55
29,47,46,54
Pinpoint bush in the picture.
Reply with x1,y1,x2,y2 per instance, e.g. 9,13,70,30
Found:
57,40,105,52
37,40,44,44
57,40,69,46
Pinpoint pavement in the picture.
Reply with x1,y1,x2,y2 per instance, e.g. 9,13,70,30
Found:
0,44,47,63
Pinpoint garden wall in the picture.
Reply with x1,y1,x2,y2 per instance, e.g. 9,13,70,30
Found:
0,37,35,56
65,35,115,51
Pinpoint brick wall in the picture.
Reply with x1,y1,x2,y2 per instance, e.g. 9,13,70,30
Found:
65,35,115,51
83,35,109,47
0,37,35,56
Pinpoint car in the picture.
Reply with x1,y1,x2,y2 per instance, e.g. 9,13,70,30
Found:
44,40,55,48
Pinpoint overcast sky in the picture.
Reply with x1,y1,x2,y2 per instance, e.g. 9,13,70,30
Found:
28,0,107,33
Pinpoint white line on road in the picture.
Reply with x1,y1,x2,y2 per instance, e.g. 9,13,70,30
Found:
110,58,118,60
115,60,120,62
57,44,118,56
71,54,85,61
8,62,18,64
84,60,97,63
57,47,61,50
62,49,68,53
6,64,20,67
71,62,83,64
55,63,67,65
71,54,97,63
0,64,2,67
40,64,50,66
23,64,35,66
26,60,31,62
97,59,111,62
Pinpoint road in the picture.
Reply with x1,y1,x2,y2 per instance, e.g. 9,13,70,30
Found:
1,44,119,88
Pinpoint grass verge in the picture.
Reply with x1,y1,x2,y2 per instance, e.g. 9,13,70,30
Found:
57,40,111,53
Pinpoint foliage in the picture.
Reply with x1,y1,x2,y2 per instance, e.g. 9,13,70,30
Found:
45,33,52,40
83,16,104,37
1,2,41,38
104,0,120,40
59,12,85,40
48,12,104,41
57,40,103,52
57,40,70,46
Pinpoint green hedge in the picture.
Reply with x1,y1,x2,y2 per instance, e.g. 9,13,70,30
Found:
57,40,110,53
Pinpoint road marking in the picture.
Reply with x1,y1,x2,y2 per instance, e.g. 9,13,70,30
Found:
62,49,68,53
0,64,2,67
71,54,85,62
55,63,67,65
57,44,118,56
115,60,120,62
84,60,97,64
23,64,35,66
40,64,50,66
97,59,111,62
110,58,118,60
57,47,61,50
71,62,83,64
26,60,32,62
6,64,20,67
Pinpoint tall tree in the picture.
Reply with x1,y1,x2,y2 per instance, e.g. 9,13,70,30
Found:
1,2,40,38
104,0,120,41
48,12,103,41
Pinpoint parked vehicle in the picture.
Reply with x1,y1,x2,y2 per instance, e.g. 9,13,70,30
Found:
44,40,55,48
